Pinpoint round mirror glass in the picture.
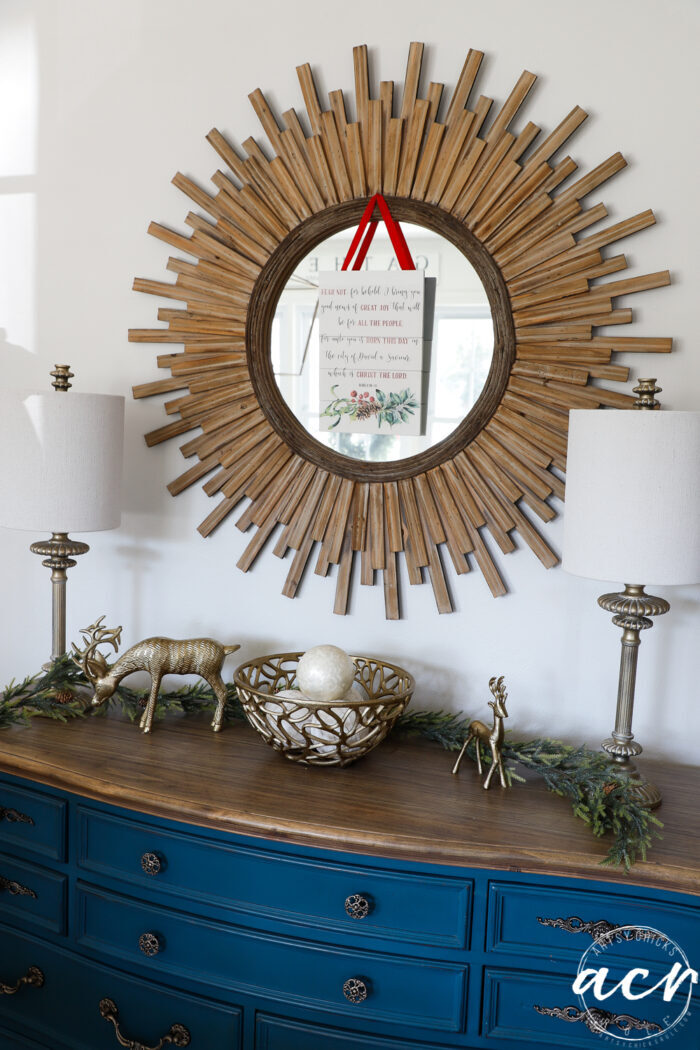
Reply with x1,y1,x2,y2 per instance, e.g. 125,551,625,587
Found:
271,223,494,464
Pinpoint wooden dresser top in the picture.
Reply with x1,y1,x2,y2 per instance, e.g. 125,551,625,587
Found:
0,710,697,894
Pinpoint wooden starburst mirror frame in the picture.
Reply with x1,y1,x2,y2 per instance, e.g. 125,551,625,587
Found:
130,43,671,618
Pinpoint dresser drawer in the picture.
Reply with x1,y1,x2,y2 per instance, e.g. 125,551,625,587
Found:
0,780,66,862
256,1012,448,1049
482,966,700,1046
77,882,468,1032
0,1023,54,1050
487,879,700,965
0,850,66,934
78,806,472,949
0,922,242,1050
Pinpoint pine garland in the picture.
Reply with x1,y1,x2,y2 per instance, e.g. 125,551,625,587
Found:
396,709,663,870
0,657,660,870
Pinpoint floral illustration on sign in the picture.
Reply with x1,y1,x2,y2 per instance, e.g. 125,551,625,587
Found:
321,386,418,429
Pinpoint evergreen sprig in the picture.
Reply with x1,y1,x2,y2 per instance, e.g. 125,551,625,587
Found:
396,709,662,870
0,660,661,870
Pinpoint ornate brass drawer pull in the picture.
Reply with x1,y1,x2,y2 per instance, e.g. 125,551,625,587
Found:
0,965,44,996
534,1003,662,1035
344,894,371,919
343,977,369,1004
139,932,162,957
536,915,668,944
99,998,190,1048
0,874,37,899
0,806,34,826
141,852,163,876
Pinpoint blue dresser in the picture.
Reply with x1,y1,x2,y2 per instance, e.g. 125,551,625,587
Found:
0,711,697,1049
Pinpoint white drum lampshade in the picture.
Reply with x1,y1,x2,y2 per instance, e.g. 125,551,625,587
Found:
563,409,700,586
0,391,124,533
0,374,125,666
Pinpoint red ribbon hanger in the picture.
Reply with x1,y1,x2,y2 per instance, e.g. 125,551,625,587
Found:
341,194,416,272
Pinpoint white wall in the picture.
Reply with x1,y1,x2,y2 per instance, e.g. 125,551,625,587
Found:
1,0,699,765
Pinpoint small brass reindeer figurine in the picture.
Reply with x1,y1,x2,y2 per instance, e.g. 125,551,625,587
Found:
72,618,240,734
452,676,509,789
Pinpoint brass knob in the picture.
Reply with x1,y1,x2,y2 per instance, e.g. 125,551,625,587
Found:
344,894,371,919
139,932,162,957
141,851,162,875
343,977,368,1004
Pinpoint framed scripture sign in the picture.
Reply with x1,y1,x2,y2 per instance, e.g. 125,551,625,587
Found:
319,269,426,435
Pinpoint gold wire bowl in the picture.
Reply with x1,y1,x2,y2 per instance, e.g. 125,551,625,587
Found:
233,652,414,767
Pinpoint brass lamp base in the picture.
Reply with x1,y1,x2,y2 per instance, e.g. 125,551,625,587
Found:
598,583,669,810
30,532,89,668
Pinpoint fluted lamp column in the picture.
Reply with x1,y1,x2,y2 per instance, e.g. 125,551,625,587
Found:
563,381,700,808
0,366,124,667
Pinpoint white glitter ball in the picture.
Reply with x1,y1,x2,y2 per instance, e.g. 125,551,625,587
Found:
296,644,355,702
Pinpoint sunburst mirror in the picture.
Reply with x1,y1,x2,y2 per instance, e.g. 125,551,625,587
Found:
131,43,671,618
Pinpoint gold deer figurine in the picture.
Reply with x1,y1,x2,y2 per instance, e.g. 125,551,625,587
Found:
451,676,509,789
72,617,240,734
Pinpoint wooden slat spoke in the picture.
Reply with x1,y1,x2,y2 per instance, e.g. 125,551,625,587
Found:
397,98,430,197
333,529,355,616
345,123,367,198
426,83,444,125
383,481,403,552
425,110,474,204
296,63,323,135
400,42,424,121
353,44,370,128
167,454,220,497
439,138,487,212
307,135,339,205
413,474,446,544
525,106,588,171
411,122,445,201
382,514,400,620
285,468,327,549
398,479,428,566
241,145,300,228
316,478,354,575
383,118,403,195
369,483,385,570
279,127,325,212
485,70,537,147
444,49,484,126
367,100,383,195
132,376,187,399
248,90,284,155
556,151,627,204
351,483,370,550
453,132,514,220
198,494,244,539
506,121,540,163
205,128,247,185
283,510,321,599
421,519,453,614
321,111,353,201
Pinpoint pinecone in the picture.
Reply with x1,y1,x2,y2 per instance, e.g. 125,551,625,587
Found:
54,690,74,705
355,400,380,420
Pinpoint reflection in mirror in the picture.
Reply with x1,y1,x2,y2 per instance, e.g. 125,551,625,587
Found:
272,223,494,463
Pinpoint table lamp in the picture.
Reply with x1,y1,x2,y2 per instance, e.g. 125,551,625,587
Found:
562,379,700,807
0,365,125,667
